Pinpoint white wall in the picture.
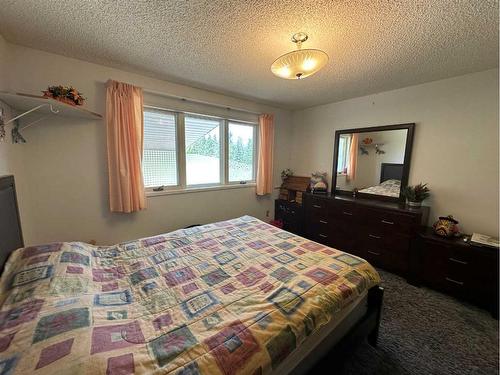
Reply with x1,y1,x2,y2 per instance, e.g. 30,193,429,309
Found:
2,43,292,245
291,69,499,236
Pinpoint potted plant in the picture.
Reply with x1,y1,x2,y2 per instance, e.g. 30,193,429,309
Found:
402,183,430,208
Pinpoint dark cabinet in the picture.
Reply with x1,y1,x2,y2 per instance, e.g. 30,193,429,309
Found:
303,192,429,276
411,228,499,317
274,199,303,235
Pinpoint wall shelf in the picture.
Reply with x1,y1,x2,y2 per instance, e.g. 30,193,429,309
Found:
0,91,103,125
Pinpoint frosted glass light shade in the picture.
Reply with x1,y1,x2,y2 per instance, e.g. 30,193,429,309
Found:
271,49,329,80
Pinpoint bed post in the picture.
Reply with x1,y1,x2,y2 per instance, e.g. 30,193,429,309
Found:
367,286,384,346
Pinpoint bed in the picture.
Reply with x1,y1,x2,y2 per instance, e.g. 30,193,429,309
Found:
359,163,403,198
0,175,383,375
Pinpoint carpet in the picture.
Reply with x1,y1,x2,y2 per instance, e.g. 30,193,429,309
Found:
317,270,499,375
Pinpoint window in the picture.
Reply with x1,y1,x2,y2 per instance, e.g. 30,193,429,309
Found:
143,109,178,187
142,106,257,193
228,122,256,182
185,116,221,186
337,134,351,174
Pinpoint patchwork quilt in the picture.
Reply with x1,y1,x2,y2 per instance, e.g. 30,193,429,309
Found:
0,216,380,375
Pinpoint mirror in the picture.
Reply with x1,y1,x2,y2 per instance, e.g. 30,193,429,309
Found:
332,123,415,201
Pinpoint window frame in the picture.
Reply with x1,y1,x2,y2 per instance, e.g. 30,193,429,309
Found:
226,120,258,185
143,106,258,196
337,134,351,175
142,106,181,190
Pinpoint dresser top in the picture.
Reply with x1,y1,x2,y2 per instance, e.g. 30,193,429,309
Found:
418,226,499,253
304,192,429,216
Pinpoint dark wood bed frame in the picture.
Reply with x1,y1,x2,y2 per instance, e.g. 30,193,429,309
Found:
0,174,383,374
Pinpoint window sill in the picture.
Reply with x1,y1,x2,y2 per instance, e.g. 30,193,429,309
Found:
146,183,257,197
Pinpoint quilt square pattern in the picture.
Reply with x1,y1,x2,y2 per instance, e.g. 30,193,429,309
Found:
60,252,90,266
153,313,173,331
130,267,159,285
10,265,53,287
0,215,379,374
0,299,44,331
214,251,237,265
201,268,230,286
164,267,196,287
35,337,74,369
151,250,179,265
149,325,197,367
275,242,295,251
22,243,62,259
33,307,89,343
107,353,135,375
267,287,304,316
334,254,363,266
27,255,51,265
266,325,296,370
305,268,339,286
181,292,219,319
94,290,133,306
270,267,297,283
204,321,259,375
236,267,266,287
272,253,297,265
91,321,145,354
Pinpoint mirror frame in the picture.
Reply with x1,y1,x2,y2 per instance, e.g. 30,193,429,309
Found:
331,123,415,203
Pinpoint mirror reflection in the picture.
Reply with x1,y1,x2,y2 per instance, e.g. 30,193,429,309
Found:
336,129,408,197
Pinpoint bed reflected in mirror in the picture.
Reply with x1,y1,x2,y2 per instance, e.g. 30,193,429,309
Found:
333,124,414,201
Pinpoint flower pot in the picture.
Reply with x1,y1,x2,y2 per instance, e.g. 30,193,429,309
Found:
406,199,422,208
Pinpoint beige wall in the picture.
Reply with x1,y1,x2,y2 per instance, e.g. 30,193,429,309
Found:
2,43,292,245
291,69,499,236
2,39,498,244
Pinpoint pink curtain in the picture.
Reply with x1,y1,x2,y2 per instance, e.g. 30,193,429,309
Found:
346,133,358,182
256,114,274,195
106,80,145,213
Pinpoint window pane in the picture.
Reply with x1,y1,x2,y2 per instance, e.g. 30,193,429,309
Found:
228,123,255,182
185,116,221,185
143,109,177,187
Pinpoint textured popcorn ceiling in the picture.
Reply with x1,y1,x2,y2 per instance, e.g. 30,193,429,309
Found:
0,0,498,109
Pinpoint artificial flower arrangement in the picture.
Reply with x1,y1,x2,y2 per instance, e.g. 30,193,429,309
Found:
42,85,86,106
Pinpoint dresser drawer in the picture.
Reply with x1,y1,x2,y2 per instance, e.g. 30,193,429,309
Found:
362,232,410,273
330,201,357,220
361,207,416,235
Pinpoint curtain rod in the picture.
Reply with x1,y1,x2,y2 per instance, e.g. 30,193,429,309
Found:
142,88,262,116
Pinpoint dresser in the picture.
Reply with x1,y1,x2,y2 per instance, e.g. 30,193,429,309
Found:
410,228,499,317
302,192,429,276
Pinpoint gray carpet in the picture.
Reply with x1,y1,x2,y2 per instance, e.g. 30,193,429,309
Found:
339,270,499,375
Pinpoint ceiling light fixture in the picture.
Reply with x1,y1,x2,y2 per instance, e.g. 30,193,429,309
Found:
271,32,328,80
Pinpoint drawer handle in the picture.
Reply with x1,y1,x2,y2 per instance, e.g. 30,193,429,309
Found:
381,220,394,225
368,234,381,239
449,257,468,265
367,250,380,256
319,234,328,238
313,204,322,209
290,211,295,214
445,277,464,286
319,220,328,224
342,211,353,216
